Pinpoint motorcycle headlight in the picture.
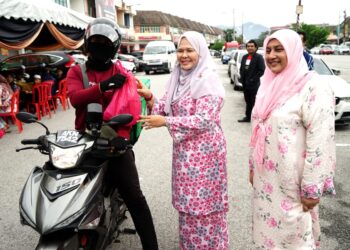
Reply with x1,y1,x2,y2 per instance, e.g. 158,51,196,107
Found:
50,144,86,169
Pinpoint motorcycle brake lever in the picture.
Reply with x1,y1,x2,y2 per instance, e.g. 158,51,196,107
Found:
16,146,39,152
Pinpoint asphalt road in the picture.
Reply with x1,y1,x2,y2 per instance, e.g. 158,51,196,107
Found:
0,56,349,250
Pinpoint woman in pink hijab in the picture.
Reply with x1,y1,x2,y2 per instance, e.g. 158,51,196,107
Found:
138,31,228,249
249,29,336,249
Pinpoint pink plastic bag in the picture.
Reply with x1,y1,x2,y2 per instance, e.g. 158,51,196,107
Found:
0,129,5,139
103,72,141,127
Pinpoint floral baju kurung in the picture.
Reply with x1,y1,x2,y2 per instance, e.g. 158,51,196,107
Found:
153,92,229,249
250,78,336,249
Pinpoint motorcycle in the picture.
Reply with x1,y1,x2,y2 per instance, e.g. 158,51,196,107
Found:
16,103,136,249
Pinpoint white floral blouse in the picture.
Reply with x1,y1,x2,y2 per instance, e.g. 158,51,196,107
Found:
249,76,336,249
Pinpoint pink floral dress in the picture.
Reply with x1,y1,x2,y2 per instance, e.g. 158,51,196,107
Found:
0,82,13,113
250,77,336,249
153,92,228,214
152,93,229,249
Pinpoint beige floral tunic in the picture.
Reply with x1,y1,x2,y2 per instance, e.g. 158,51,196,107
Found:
249,76,336,249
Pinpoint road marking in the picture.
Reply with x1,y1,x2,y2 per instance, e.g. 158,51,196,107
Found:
336,143,350,147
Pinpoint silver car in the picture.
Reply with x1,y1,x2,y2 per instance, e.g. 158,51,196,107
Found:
313,56,350,124
228,49,264,90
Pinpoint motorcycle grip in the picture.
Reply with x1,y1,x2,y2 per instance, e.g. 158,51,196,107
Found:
21,139,40,145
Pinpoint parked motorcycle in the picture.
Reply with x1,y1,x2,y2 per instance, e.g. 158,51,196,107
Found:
16,104,136,249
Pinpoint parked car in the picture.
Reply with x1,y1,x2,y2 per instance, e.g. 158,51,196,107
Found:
310,46,320,54
130,51,144,60
228,49,264,90
142,40,177,74
117,53,143,72
112,58,136,73
71,54,87,65
334,45,350,55
319,45,334,55
209,49,221,57
0,51,75,80
313,56,350,124
340,41,350,49
221,47,237,64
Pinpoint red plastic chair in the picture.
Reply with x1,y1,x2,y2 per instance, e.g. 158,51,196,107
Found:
0,90,23,133
41,83,52,118
53,79,70,110
42,80,56,113
27,84,51,120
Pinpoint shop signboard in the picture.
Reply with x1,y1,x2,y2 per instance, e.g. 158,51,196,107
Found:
95,0,116,21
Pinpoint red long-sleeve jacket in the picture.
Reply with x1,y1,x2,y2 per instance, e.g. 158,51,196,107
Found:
67,63,132,139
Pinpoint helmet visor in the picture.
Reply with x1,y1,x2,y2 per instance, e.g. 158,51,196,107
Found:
86,23,120,44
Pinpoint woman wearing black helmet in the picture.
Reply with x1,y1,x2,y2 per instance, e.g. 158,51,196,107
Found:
67,17,158,249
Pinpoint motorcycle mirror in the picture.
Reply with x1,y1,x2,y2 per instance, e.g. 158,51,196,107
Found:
108,114,133,126
16,112,50,135
16,112,38,123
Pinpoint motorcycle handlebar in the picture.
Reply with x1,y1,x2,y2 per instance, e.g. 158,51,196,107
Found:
21,139,40,145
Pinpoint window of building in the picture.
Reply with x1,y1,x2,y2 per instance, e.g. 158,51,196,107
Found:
140,26,160,33
87,0,96,17
54,0,68,7
124,13,130,28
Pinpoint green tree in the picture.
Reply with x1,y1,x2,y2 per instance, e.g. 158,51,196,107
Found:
236,35,244,44
223,29,234,42
298,23,329,49
210,40,224,51
255,31,269,47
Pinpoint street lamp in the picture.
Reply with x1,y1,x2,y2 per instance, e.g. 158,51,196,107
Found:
296,0,303,29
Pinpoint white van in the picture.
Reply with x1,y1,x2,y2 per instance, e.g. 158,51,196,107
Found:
142,40,176,74
341,41,350,49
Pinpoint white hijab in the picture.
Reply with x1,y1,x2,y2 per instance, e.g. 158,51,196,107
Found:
164,31,225,115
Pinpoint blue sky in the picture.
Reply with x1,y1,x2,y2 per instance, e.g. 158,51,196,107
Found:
127,0,349,28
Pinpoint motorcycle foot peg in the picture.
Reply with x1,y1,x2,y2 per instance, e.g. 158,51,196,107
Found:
123,228,137,234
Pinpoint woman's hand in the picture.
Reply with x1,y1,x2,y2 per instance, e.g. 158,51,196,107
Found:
136,79,152,100
249,170,254,185
136,79,154,109
301,197,320,212
139,115,166,130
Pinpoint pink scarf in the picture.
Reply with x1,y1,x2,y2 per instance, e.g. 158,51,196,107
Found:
249,29,314,170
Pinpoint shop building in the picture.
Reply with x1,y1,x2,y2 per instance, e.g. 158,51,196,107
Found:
133,10,223,51
0,0,222,58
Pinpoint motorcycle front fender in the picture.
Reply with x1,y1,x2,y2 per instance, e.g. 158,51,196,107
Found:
36,232,78,250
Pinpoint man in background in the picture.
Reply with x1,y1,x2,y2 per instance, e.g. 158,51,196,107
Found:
238,40,265,122
297,30,314,70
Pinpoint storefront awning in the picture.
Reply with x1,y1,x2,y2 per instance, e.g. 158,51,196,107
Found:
0,0,94,51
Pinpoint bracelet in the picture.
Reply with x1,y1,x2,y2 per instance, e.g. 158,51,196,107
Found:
145,93,153,102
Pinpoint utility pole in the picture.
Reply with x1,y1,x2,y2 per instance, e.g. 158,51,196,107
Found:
337,11,340,45
242,12,244,43
344,10,348,42
296,0,303,29
233,8,235,41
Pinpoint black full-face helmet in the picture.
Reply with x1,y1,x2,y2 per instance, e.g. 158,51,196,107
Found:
84,17,122,55
84,17,122,61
